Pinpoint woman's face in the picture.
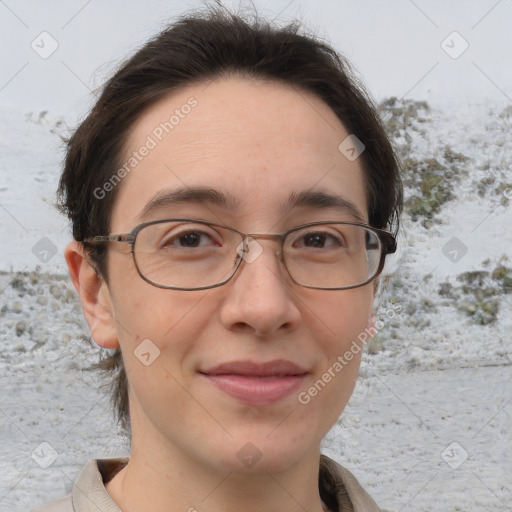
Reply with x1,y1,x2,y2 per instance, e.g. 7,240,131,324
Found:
101,77,374,473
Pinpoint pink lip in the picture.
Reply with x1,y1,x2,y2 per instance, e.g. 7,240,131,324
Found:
200,360,308,405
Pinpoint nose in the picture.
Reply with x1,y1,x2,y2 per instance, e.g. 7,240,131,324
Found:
218,237,301,337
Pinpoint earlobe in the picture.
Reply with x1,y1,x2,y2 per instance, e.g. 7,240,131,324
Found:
64,241,120,349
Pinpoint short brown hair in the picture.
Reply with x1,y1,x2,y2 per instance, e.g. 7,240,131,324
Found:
58,7,402,437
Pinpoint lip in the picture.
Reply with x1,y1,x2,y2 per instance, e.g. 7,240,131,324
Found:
199,359,308,405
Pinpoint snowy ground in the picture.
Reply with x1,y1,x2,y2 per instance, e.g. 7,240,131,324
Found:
0,100,511,512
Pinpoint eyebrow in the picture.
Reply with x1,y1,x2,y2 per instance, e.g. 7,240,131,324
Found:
136,186,239,221
137,186,366,223
283,190,366,223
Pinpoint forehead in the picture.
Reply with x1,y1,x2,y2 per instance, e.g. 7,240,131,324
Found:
110,77,367,229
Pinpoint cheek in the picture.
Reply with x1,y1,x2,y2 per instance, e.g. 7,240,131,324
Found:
336,290,373,344
325,289,372,386
112,287,217,424
105,249,212,373
300,288,373,412
305,286,374,352
114,286,214,352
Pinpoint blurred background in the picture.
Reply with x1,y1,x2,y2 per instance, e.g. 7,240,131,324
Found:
1,1,511,511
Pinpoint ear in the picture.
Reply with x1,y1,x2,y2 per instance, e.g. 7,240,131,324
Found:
365,310,376,336
64,241,119,349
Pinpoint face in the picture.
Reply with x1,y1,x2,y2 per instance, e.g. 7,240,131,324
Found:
99,77,374,474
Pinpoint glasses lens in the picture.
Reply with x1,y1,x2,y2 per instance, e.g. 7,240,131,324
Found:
283,224,382,289
133,220,383,290
134,220,243,289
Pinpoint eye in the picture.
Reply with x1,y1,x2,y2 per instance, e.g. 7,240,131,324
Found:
160,225,221,249
175,231,213,247
293,230,344,249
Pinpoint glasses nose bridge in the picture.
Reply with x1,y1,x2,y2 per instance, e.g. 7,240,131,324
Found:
231,232,288,286
242,232,285,257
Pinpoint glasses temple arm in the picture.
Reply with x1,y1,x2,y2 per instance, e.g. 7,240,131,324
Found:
83,234,135,244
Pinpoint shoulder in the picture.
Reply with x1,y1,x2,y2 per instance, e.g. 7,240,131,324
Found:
319,454,394,512
32,458,128,512
32,494,73,512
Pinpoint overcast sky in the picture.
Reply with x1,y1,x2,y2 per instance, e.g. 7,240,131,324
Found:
1,0,511,120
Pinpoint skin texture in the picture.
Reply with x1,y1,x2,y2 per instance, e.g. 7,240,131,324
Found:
65,77,376,512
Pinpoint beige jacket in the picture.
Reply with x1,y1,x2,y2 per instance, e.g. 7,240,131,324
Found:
33,454,386,512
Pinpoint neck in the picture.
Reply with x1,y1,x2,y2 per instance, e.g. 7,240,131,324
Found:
106,427,325,512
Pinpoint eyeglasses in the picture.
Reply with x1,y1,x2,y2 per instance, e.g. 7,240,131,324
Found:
84,218,396,291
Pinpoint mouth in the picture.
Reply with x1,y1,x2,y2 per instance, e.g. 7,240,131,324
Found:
199,359,309,405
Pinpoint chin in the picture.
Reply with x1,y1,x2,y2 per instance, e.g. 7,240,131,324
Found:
203,428,321,476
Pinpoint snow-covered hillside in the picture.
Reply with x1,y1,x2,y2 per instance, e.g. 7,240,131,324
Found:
0,106,69,275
